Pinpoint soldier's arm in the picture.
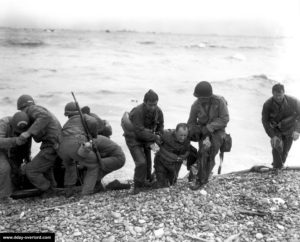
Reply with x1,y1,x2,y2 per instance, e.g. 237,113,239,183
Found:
294,98,300,133
262,101,276,138
26,106,51,136
187,104,202,141
131,109,157,142
0,120,17,149
207,98,229,132
156,109,164,135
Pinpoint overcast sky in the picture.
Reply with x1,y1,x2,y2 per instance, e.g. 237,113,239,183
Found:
0,0,299,36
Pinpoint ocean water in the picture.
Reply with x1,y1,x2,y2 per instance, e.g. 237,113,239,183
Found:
0,27,299,182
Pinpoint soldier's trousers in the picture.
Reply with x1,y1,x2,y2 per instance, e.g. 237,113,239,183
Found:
272,135,293,169
126,143,152,186
154,154,182,188
197,133,223,185
25,147,57,191
0,153,12,198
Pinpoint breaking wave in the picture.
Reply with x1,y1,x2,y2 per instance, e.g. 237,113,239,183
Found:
4,39,46,47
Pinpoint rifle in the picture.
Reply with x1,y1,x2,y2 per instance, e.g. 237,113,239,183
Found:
71,92,104,170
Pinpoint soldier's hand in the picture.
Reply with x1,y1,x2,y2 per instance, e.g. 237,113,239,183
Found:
20,131,31,140
292,131,300,141
155,135,162,145
203,137,211,150
271,136,282,149
15,136,27,146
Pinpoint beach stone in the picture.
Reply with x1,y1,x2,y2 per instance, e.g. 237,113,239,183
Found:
111,211,121,219
200,190,207,196
73,231,82,237
256,233,263,240
134,226,143,233
154,228,164,238
102,235,115,242
138,219,146,224
276,224,284,230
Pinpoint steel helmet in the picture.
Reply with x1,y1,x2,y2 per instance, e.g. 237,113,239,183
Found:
193,81,213,98
17,95,35,110
64,102,78,116
11,111,30,134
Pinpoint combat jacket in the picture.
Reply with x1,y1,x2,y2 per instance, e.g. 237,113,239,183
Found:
61,114,98,139
157,129,190,163
23,105,62,149
124,103,164,144
187,95,229,140
262,95,300,138
0,117,31,164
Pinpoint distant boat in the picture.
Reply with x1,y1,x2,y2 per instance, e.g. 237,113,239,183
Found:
44,29,55,33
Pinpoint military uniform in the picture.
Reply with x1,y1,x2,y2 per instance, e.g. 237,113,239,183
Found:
123,103,164,187
58,114,125,195
0,117,31,198
154,129,190,188
23,105,62,191
262,95,300,168
188,94,229,185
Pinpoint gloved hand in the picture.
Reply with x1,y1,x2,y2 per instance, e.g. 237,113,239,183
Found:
15,136,27,146
292,131,300,141
271,136,282,150
20,131,31,141
20,162,26,175
202,137,211,150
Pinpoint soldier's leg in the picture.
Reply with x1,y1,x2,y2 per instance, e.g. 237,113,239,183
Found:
128,145,147,186
25,148,57,191
154,155,169,188
144,146,152,181
0,154,12,199
282,135,293,164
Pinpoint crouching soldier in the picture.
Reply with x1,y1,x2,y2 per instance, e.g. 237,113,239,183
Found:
0,112,31,203
122,89,164,195
188,81,229,190
154,123,190,188
81,106,113,138
17,95,62,195
58,102,125,196
262,83,300,170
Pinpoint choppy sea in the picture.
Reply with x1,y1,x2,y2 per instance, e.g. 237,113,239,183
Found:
0,27,299,182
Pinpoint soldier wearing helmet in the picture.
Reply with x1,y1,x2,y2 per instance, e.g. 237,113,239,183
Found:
187,81,229,190
0,112,31,202
58,102,125,197
16,94,62,195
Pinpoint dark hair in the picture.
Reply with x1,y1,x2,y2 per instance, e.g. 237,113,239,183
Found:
272,83,285,93
81,106,91,114
143,89,159,103
176,123,188,132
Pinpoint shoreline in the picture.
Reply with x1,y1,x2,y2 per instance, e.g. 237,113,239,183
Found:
1,168,300,241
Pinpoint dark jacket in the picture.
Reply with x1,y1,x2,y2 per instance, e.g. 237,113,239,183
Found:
187,95,229,141
157,129,190,163
23,105,62,149
262,95,300,137
95,135,125,160
89,113,112,137
0,116,31,165
124,103,164,144
61,114,98,139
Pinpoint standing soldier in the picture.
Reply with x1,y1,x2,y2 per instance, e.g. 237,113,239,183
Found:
187,81,229,190
0,112,31,203
122,90,164,194
17,95,62,195
262,83,300,170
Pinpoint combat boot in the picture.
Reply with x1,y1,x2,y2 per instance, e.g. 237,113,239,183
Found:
64,185,76,198
129,182,143,195
190,180,203,191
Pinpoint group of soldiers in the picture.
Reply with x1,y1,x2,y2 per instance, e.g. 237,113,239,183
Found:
1,81,300,202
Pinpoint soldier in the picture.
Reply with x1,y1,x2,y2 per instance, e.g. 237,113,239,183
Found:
262,83,300,170
122,89,164,194
154,123,190,188
187,81,229,190
17,95,62,195
0,112,31,202
81,106,112,138
58,102,125,196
